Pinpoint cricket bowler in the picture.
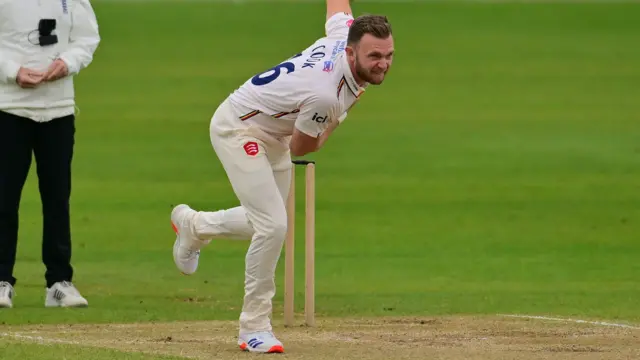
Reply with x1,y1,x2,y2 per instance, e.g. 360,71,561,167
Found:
170,0,394,353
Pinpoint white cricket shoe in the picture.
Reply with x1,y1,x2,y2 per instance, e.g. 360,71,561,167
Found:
238,331,285,353
0,281,15,308
45,281,88,308
171,204,203,275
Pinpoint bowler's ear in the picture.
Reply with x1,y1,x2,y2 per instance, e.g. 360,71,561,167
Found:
345,45,355,57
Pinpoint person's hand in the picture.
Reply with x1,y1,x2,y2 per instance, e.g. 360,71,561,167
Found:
44,59,69,82
16,67,45,89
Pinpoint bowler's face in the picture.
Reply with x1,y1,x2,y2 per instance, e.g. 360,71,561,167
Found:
349,34,394,85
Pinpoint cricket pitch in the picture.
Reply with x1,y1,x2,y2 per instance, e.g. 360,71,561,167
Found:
3,315,639,359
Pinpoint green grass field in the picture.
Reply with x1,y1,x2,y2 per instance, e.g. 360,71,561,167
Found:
2,1,640,359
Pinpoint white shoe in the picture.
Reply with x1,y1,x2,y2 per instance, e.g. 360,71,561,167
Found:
45,281,88,308
238,331,285,353
0,281,15,308
171,204,204,275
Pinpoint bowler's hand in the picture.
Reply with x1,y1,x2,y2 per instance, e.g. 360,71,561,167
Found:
16,67,45,89
44,59,69,82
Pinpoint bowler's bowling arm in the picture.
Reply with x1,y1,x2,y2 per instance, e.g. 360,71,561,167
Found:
326,0,353,20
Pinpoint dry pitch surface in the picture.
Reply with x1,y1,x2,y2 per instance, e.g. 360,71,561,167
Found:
3,316,640,359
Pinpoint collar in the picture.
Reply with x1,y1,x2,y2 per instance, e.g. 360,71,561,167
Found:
340,52,366,97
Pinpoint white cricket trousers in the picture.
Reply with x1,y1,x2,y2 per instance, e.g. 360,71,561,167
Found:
195,97,292,334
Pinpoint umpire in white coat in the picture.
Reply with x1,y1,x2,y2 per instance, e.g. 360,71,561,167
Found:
0,0,100,308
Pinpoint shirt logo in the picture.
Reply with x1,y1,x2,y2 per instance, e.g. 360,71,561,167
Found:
243,142,259,156
61,0,68,14
312,113,328,123
348,78,359,92
346,19,354,28
323,40,346,73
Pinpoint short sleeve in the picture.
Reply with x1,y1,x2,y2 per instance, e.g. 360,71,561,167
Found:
294,93,337,138
337,111,348,123
325,12,354,39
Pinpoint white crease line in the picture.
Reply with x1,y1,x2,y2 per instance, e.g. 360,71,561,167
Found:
498,314,640,330
1,332,82,345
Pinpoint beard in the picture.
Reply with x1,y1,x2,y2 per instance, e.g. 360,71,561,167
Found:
354,57,386,85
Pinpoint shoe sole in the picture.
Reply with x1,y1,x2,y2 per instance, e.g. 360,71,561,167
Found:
171,219,196,276
239,343,284,353
45,303,88,308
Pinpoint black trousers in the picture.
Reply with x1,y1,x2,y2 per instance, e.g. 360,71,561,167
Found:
0,110,75,288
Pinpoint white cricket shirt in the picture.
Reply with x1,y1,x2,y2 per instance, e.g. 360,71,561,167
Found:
228,12,366,138
0,0,100,122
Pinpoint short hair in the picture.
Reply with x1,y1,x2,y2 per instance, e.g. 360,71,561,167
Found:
347,15,393,45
